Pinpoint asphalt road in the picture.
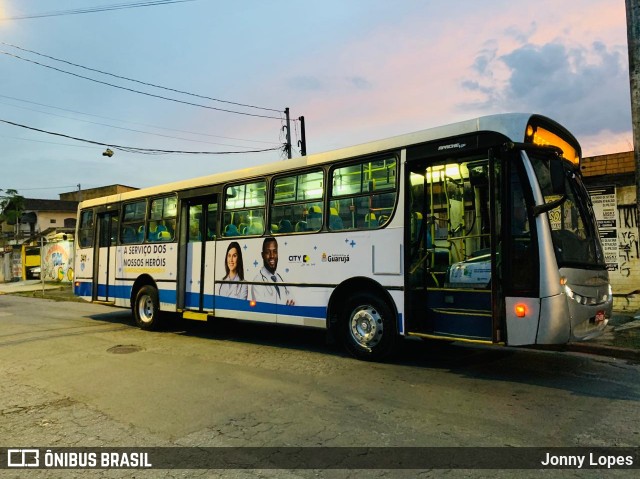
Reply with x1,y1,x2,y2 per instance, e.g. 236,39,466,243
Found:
0,295,639,478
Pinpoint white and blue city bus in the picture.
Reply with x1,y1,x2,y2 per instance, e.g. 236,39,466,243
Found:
74,113,612,360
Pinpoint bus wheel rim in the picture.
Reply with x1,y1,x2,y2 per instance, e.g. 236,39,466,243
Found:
349,306,382,348
138,295,154,323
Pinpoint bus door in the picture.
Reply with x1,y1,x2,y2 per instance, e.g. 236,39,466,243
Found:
407,154,501,343
93,211,118,302
179,196,218,315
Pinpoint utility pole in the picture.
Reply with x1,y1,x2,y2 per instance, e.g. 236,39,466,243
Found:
284,107,292,159
298,116,307,156
626,0,640,231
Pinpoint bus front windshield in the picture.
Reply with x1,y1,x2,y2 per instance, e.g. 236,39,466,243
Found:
529,153,606,269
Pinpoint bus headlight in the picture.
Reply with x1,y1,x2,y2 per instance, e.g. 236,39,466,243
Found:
564,284,600,305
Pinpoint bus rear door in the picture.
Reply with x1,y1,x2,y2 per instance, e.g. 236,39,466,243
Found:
178,194,218,319
93,210,118,303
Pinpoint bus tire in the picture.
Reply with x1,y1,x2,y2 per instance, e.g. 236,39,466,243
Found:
133,285,162,331
340,292,396,361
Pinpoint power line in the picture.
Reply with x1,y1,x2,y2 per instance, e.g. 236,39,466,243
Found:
0,94,280,145
0,1,195,21
0,118,285,155
0,99,281,149
1,41,282,114
0,185,78,192
0,133,95,149
0,50,283,120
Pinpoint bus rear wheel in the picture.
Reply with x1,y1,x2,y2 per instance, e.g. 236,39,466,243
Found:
133,285,161,330
340,292,396,361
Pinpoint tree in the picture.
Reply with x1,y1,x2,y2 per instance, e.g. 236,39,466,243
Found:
0,189,25,242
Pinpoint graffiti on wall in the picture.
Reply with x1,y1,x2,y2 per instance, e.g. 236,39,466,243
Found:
42,241,74,282
617,205,639,279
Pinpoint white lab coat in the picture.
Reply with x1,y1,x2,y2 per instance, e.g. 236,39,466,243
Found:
250,267,294,304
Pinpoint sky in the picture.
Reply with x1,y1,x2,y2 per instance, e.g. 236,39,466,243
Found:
0,0,632,199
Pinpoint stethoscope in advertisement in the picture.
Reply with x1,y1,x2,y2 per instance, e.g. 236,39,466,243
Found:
258,270,290,299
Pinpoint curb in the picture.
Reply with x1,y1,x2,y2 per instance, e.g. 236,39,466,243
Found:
564,342,640,362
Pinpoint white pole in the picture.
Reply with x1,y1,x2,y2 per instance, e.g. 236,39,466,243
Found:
41,236,44,297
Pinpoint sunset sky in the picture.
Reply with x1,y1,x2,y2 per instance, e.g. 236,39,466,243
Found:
0,0,632,198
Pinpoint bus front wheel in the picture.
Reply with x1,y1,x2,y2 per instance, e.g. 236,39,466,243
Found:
133,285,161,330
340,292,396,361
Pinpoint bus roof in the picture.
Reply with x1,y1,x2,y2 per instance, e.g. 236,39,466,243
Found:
79,113,573,208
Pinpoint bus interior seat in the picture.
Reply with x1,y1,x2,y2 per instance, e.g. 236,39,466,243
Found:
158,230,172,241
224,224,239,236
137,226,145,242
147,224,166,242
295,221,307,232
122,226,137,243
364,213,377,228
329,213,344,231
278,219,293,233
307,205,322,230
246,218,264,235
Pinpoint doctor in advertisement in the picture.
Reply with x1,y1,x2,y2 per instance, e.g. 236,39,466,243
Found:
251,237,295,305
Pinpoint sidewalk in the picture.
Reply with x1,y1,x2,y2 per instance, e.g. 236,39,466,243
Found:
1,280,639,361
562,313,640,361
0,279,66,294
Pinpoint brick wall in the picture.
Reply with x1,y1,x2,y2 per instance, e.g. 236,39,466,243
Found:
582,151,635,177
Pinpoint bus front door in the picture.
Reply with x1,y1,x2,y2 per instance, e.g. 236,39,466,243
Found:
181,198,218,316
93,211,118,302
407,157,500,343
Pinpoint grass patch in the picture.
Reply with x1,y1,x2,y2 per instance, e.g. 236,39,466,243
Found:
12,285,84,302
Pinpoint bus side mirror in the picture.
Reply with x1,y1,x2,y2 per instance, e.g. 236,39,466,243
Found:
550,160,565,195
533,160,568,217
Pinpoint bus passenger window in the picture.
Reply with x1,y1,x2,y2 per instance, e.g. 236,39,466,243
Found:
330,157,397,231
148,196,177,242
78,209,95,248
121,200,146,244
223,181,266,237
271,170,324,234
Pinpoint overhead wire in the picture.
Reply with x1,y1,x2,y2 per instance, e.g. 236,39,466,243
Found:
0,133,95,149
0,118,286,156
0,41,282,114
0,1,196,21
0,99,281,149
0,50,283,120
0,94,280,145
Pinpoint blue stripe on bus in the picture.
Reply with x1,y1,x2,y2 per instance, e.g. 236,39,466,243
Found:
74,282,176,304
78,282,328,319
76,284,406,329
74,281,92,297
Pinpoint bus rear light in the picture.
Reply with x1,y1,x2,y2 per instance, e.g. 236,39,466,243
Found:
515,304,527,317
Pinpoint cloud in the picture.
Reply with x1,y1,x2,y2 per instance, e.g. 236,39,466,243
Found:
461,40,631,137
287,76,325,91
346,76,372,90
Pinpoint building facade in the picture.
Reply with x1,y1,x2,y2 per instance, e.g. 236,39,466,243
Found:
581,151,639,313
